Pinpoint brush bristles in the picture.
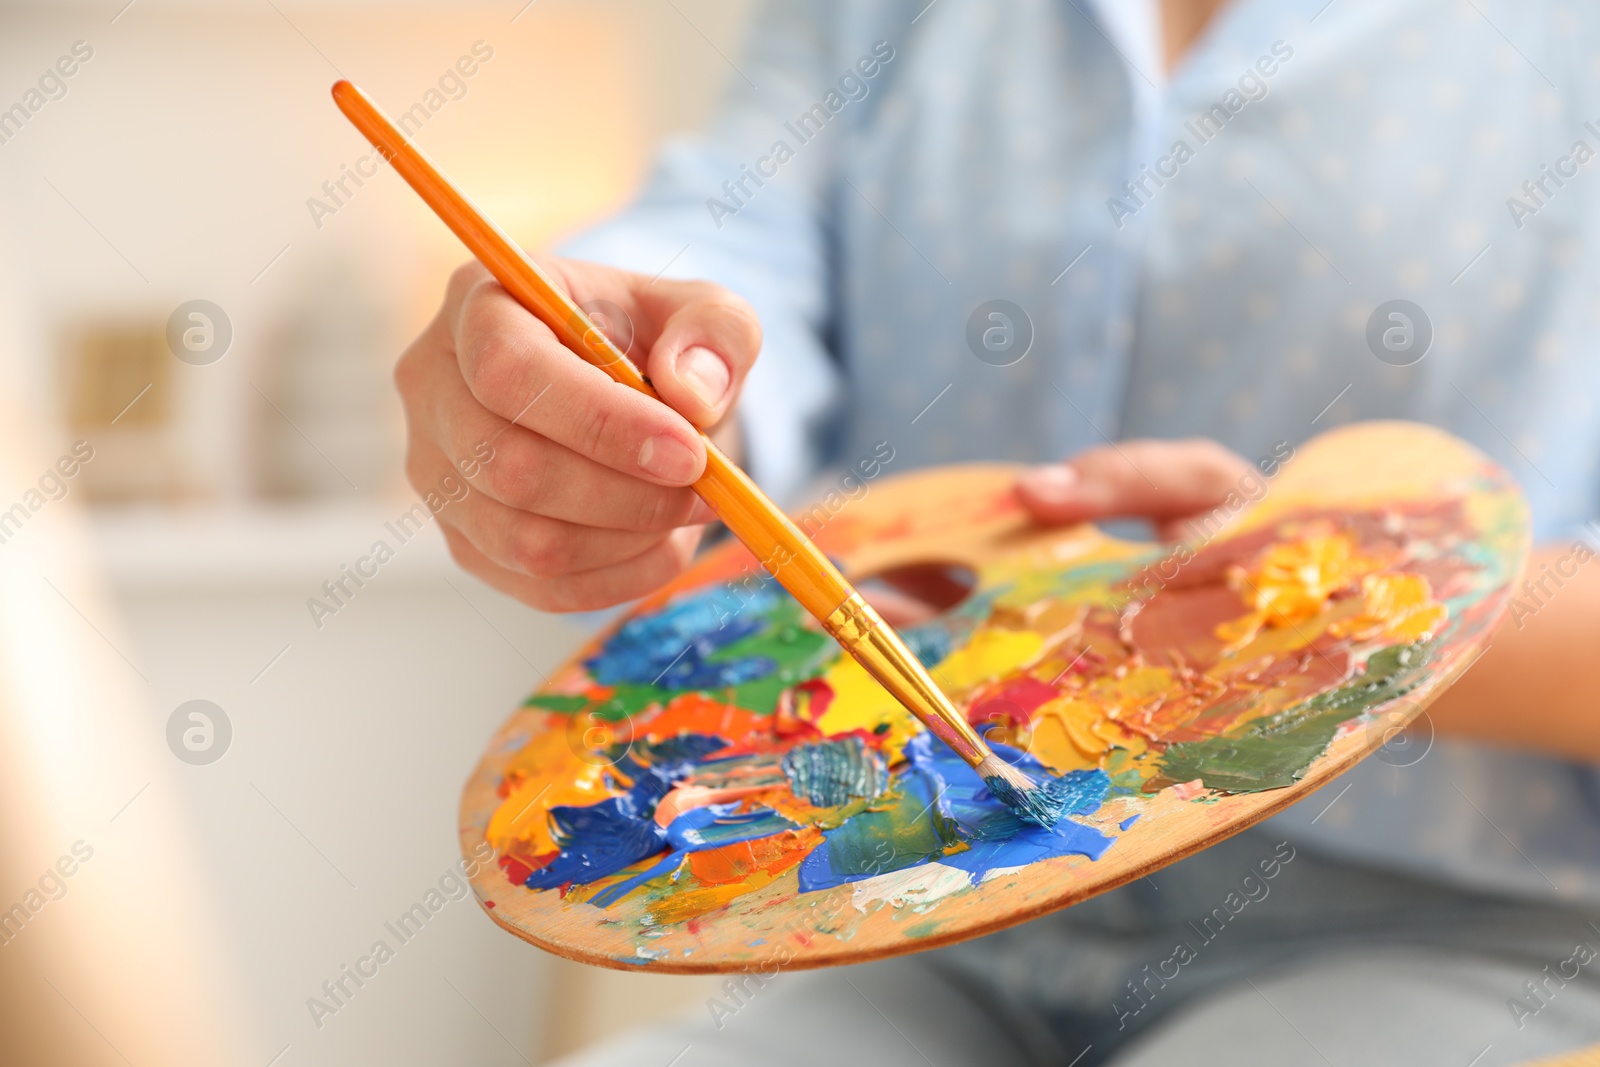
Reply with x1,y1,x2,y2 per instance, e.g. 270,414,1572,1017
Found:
978,754,1072,828
976,754,1033,790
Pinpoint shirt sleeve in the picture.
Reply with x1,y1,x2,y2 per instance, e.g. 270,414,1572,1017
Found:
559,1,850,506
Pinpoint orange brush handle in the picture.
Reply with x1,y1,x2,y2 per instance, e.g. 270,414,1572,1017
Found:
331,81,995,768
329,80,853,622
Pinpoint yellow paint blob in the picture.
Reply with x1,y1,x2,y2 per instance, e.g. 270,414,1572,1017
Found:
933,629,1046,691
646,869,777,924
1331,572,1446,642
1026,695,1150,773
814,655,922,760
487,729,617,856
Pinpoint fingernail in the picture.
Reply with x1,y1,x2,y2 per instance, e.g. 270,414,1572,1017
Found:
1020,464,1077,504
678,345,731,410
638,434,700,483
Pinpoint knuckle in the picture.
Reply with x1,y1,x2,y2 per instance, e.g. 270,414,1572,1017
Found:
511,526,571,580
628,487,681,532
485,445,546,507
462,331,527,405
571,403,614,461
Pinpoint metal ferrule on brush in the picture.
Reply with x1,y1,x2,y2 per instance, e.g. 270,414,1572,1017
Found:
821,593,987,765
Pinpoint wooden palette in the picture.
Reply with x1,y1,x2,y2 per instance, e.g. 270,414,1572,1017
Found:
459,422,1528,972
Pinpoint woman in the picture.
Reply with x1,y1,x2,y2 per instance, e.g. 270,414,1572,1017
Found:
396,1,1600,1062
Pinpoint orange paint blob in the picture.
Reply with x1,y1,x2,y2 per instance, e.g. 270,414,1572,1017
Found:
636,692,768,744
1216,532,1385,650
688,827,822,886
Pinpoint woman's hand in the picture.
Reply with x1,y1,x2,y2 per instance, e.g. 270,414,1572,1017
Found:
1016,437,1257,538
396,258,760,612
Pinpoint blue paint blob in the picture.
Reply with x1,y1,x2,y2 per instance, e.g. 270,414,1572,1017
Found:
798,735,1114,892
1120,815,1141,831
585,582,783,689
899,622,953,668
524,796,668,890
588,804,800,907
612,733,730,811
780,736,888,806
524,735,732,891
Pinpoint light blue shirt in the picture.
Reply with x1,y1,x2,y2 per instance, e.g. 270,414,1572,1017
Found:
565,0,1600,905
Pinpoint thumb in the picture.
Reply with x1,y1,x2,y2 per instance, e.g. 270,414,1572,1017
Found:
641,280,762,429
1017,439,1256,536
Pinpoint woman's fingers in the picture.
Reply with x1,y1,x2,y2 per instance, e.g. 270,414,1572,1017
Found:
397,256,761,616
1017,438,1256,533
409,442,702,578
401,317,712,531
440,523,705,614
450,271,708,486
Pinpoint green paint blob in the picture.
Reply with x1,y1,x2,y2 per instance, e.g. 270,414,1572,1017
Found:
727,676,789,715
781,737,888,807
1160,641,1432,792
818,780,958,879
523,693,590,712
709,600,831,674
592,683,675,722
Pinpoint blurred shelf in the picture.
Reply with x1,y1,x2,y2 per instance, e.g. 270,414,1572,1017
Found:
88,501,457,592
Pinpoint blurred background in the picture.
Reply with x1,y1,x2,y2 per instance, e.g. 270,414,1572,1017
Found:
0,0,750,1062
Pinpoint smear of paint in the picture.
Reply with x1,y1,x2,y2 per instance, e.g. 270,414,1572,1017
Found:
899,622,954,667
638,692,768,745
487,731,618,856
688,827,822,886
587,804,799,907
1119,815,1140,831
524,693,589,712
1330,572,1446,642
523,734,728,889
587,583,777,689
799,735,1113,892
524,793,669,890
1160,641,1431,791
934,628,1046,690
780,736,888,807
849,862,973,912
968,676,1060,729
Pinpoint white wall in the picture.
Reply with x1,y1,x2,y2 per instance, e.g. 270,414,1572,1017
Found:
0,0,748,1061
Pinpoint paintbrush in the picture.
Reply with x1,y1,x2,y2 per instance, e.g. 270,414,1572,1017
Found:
329,79,1068,827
